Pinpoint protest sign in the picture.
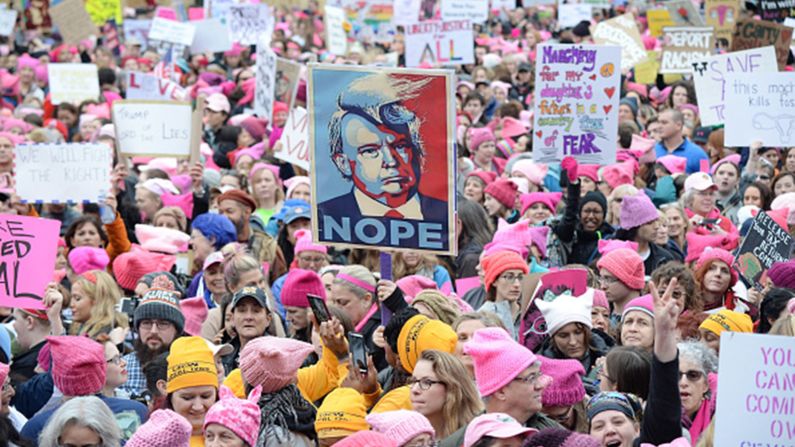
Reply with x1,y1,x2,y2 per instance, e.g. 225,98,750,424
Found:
0,9,16,36
731,19,794,70
665,0,705,26
0,215,61,310
760,0,795,21
591,13,647,69
255,38,277,121
691,46,778,126
207,0,233,24
705,0,740,45
532,44,621,165
441,0,488,22
393,0,420,25
275,58,300,111
15,143,113,204
404,20,474,67
324,5,347,56
308,65,456,254
647,9,674,37
190,18,231,53
634,51,659,84
112,100,193,157
342,0,395,44
48,64,100,105
125,71,187,101
123,19,150,49
50,0,99,44
732,210,794,286
229,4,273,46
557,4,592,29
521,269,588,351
23,0,51,31
148,16,195,46
85,0,122,26
275,107,309,171
660,27,714,74
715,333,795,446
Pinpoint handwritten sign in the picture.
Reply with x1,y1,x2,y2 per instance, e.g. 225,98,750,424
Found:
660,27,715,74
731,19,794,70
48,64,100,105
760,0,795,22
666,0,705,26
0,216,61,309
189,18,231,53
50,0,98,44
634,51,660,84
343,0,395,44
123,19,151,49
0,9,17,36
148,16,195,46
532,44,621,165
706,0,740,45
732,210,794,286
393,0,420,25
276,107,309,171
229,4,272,46
647,9,674,37
591,13,647,69
113,100,193,157
715,333,795,446
15,143,112,204
558,4,592,29
404,20,474,67
325,5,347,56
255,37,276,121
126,71,187,101
691,47,778,126
441,0,488,23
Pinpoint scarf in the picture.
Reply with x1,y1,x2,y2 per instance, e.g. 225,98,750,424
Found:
688,372,718,444
255,384,316,446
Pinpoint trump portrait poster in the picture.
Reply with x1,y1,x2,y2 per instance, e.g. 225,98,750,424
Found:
308,65,456,255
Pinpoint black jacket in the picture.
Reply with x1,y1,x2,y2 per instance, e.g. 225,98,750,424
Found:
634,353,683,446
552,182,614,266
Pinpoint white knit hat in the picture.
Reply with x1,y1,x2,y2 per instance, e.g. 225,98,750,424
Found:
535,289,594,335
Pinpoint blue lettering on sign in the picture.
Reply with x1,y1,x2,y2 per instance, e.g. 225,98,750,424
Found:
322,216,444,249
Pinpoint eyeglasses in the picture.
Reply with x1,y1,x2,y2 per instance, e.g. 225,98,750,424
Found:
679,370,704,382
548,406,574,423
139,320,175,331
598,275,620,286
107,355,122,365
513,371,542,385
298,255,326,265
408,377,444,391
499,273,525,283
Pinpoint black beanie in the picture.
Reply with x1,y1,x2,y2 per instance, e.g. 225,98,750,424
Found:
579,191,607,216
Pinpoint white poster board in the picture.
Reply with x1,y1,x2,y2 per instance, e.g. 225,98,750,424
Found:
393,0,421,26
254,37,277,121
190,18,232,54
404,20,474,67
724,73,795,147
441,0,488,23
148,17,196,46
113,101,193,157
276,107,310,171
660,26,715,74
558,4,592,29
714,332,795,446
591,13,647,69
532,44,622,165
325,6,348,56
123,19,151,50
691,46,778,126
0,9,17,36
15,143,113,204
48,64,100,106
126,72,188,101
229,4,273,46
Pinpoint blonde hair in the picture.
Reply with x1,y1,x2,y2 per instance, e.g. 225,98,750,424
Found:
411,291,461,326
392,252,437,280
249,166,285,208
607,184,639,227
333,265,376,300
70,270,127,338
769,314,795,336
419,350,483,438
223,252,264,291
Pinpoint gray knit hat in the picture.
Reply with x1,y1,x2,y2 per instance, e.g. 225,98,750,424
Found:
133,289,185,334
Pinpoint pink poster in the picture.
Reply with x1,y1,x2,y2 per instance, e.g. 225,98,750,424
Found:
0,216,61,310
154,6,178,20
188,7,204,21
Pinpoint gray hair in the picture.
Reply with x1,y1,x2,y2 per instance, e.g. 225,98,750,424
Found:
678,340,719,375
38,396,121,447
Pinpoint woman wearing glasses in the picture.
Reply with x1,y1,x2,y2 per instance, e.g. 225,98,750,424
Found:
477,250,529,340
677,340,718,444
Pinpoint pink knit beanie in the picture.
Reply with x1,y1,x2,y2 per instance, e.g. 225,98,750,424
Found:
0,363,8,387
281,269,326,308
334,431,398,447
68,247,110,275
596,248,645,290
485,179,519,209
592,289,609,310
366,410,435,446
622,294,655,320
396,275,438,300
619,193,658,229
657,155,687,175
204,385,262,447
602,163,634,189
520,192,563,215
694,248,738,287
126,409,192,447
539,357,586,407
240,336,313,393
181,296,209,336
293,229,328,255
768,260,795,289
48,335,106,396
464,328,538,396
469,127,496,152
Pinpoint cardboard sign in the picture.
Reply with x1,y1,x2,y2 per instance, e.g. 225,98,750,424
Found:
760,0,795,22
634,50,660,84
48,64,100,105
0,215,61,310
275,58,300,111
691,46,778,126
85,0,122,26
275,107,309,171
705,0,740,45
665,0,705,26
190,18,231,53
441,0,488,23
591,13,647,69
15,143,113,204
0,9,17,36
308,65,456,254
715,332,795,446
254,38,277,121
532,44,621,165
113,100,193,157
50,0,99,44
558,4,592,29
404,20,474,67
229,4,273,46
126,71,187,101
732,211,794,286
660,27,715,74
731,19,794,70
520,269,588,351
393,0,421,26
324,5,347,56
647,9,674,37
123,19,151,49
148,16,195,46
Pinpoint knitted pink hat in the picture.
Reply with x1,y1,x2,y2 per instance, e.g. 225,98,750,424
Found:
334,431,397,447
464,328,538,396
240,336,313,393
48,335,106,396
619,193,658,230
204,385,262,447
464,413,535,447
113,249,177,291
695,248,738,286
366,410,435,446
768,260,795,289
520,192,563,215
67,247,110,275
511,159,549,186
293,229,327,255
596,248,645,290
0,362,8,387
597,239,639,256
684,232,738,263
396,275,438,300
539,357,586,407
622,294,655,320
467,170,498,186
281,269,325,308
602,163,634,189
126,409,192,447
656,155,687,175
485,179,518,209
592,289,609,310
135,224,190,254
711,154,741,175
578,164,600,183
181,297,208,336
469,127,496,152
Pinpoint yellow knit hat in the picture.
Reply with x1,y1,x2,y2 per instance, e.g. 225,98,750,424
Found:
314,388,369,439
397,315,457,374
167,336,218,393
222,368,246,399
699,309,753,336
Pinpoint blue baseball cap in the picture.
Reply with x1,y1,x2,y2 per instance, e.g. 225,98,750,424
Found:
282,200,311,224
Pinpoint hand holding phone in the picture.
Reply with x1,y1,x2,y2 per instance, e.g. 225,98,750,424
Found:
348,332,369,374
308,294,331,323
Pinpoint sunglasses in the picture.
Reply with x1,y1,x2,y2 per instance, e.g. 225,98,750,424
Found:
679,370,704,382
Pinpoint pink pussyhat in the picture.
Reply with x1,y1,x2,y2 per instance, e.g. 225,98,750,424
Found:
204,385,262,447
464,327,539,397
126,409,191,447
293,229,327,255
396,275,438,301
